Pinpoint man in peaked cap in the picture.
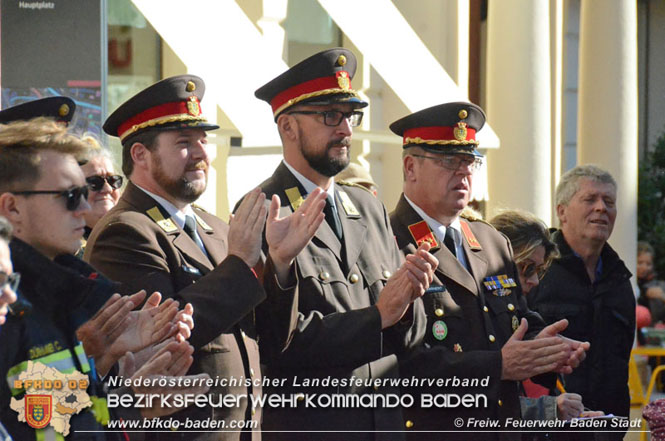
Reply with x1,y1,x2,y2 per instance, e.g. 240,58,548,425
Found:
388,102,590,440
85,75,325,440
250,48,438,440
0,96,76,125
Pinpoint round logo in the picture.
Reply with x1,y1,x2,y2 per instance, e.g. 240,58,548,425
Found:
432,320,448,341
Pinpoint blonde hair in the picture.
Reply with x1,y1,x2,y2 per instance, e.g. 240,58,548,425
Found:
489,210,559,267
0,118,90,192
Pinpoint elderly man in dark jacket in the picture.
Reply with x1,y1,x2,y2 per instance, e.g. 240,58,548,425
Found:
528,165,635,439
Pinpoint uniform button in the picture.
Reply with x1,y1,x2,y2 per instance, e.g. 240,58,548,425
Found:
241,330,246,339
507,303,515,311
319,271,330,281
405,420,414,429
373,384,379,391
250,368,255,377
434,308,444,317
297,394,304,401
252,408,256,416
383,270,392,278
483,306,489,313
349,274,359,284
488,335,496,343
498,399,503,407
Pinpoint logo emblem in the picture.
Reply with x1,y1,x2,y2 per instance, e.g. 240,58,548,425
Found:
432,320,448,341
336,71,350,90
187,96,201,116
453,122,468,141
25,395,52,429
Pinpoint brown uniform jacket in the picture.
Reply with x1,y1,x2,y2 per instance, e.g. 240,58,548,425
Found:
391,195,547,441
254,163,415,441
84,181,266,441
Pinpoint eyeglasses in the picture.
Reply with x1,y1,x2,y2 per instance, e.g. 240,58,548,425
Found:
411,153,483,172
86,175,123,192
0,271,20,293
287,110,364,127
13,185,89,211
518,262,547,280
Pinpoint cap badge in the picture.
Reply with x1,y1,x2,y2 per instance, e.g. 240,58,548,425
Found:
336,71,350,91
458,109,468,119
58,104,70,117
187,96,201,117
186,81,196,92
453,122,468,141
337,54,347,66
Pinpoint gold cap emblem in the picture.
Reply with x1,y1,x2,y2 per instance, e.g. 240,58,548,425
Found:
458,109,468,119
337,71,350,90
453,122,468,141
186,96,201,116
186,81,196,92
58,104,70,117
337,55,347,66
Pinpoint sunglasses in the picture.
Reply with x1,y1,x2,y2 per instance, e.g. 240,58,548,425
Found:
0,271,20,293
518,261,548,280
86,175,123,191
13,185,89,211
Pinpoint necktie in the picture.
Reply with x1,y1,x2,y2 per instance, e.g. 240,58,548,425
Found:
183,215,198,243
323,196,343,240
444,227,457,258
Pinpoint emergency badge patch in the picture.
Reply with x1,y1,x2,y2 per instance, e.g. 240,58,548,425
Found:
483,275,517,296
25,395,51,429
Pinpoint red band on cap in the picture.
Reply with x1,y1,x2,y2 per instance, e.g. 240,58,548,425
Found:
270,72,353,114
117,98,201,137
403,126,477,143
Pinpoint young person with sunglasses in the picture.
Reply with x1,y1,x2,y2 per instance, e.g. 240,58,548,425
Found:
80,137,124,238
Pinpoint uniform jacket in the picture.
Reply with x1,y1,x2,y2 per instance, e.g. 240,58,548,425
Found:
390,195,546,441
0,239,116,441
84,181,266,441
528,230,635,421
255,163,414,441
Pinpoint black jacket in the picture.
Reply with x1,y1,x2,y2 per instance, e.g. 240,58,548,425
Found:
528,230,635,420
0,239,116,441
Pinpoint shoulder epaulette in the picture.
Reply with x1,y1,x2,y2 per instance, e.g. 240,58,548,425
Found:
460,206,484,222
336,180,373,194
191,203,208,213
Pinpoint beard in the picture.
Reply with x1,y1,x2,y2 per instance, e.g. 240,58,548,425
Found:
299,129,351,177
152,155,207,204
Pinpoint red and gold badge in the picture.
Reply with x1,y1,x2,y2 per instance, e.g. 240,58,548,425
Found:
25,395,52,429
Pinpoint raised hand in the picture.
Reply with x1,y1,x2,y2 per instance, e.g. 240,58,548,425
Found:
500,318,570,380
228,187,268,267
266,188,326,284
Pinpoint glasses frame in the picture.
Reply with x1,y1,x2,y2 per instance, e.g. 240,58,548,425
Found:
12,185,89,211
287,110,364,127
0,271,20,293
517,261,547,281
86,174,124,192
410,153,483,173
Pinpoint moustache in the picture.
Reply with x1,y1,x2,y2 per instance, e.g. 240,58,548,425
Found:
186,161,208,172
327,138,351,149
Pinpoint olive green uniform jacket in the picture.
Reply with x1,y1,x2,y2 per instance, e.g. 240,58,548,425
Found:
85,181,266,441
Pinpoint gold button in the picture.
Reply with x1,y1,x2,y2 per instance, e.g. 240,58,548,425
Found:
498,399,503,406
241,330,246,339
483,306,489,313
349,274,359,284
434,308,444,317
250,368,255,377
507,303,515,311
319,271,330,281
405,420,414,429
297,394,304,401
488,335,496,343
373,384,379,391
252,408,256,416
382,270,392,278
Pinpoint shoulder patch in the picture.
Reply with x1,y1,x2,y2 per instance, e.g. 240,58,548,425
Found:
146,206,178,233
337,190,360,217
337,180,373,194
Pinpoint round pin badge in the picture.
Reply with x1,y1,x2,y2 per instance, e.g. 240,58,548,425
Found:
512,315,519,332
432,320,448,341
